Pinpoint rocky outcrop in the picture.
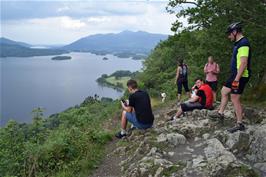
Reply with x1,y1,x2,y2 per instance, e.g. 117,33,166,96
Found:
108,102,266,177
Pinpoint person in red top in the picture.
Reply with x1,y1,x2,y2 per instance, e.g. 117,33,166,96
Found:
169,78,213,121
204,56,220,102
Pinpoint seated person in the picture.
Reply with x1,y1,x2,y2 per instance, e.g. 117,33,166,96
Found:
115,79,154,139
169,78,213,121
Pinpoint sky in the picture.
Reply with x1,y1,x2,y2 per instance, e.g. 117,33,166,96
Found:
1,0,181,45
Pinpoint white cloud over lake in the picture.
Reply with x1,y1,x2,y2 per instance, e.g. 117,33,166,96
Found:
1,1,180,45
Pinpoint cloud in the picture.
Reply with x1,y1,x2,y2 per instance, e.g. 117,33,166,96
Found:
57,5,70,12
1,1,177,44
60,17,86,29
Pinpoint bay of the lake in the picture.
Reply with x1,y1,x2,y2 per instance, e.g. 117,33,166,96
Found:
0,52,143,126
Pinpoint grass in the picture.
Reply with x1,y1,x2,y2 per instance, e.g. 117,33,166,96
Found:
150,97,161,107
105,76,131,89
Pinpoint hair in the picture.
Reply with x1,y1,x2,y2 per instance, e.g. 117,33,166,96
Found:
127,79,138,89
177,58,183,65
208,56,214,60
194,78,203,82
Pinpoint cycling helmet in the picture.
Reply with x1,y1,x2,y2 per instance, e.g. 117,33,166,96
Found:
226,22,242,34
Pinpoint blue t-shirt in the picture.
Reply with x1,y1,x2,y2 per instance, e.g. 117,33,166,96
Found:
230,37,251,77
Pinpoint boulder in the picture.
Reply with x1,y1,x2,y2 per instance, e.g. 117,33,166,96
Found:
166,133,186,146
225,131,250,153
249,124,266,162
204,138,237,176
254,163,266,173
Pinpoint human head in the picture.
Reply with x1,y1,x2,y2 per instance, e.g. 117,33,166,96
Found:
194,78,204,88
226,22,242,42
177,58,183,65
208,56,214,64
127,79,138,93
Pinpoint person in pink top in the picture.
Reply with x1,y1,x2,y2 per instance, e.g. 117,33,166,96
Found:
204,56,220,101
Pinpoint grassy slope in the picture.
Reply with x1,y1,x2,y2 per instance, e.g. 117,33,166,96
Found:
0,100,121,177
105,76,131,89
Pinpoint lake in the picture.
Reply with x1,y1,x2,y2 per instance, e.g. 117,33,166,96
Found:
0,52,143,126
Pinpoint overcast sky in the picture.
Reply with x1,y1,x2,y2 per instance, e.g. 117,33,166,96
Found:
1,0,180,45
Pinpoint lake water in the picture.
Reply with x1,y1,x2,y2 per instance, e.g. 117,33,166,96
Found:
0,52,143,126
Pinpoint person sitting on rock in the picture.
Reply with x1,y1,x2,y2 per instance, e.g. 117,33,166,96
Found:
115,79,154,139
169,78,213,121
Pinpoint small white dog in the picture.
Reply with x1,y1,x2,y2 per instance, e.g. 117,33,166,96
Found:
161,92,166,102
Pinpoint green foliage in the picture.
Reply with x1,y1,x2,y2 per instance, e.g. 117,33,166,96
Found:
0,99,120,177
138,0,266,101
110,70,132,77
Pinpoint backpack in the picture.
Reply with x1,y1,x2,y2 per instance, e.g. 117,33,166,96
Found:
179,64,188,79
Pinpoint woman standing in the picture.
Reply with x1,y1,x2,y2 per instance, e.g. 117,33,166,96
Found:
204,56,220,102
176,59,190,101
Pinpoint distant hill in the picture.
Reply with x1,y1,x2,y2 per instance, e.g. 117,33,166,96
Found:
0,43,68,58
0,37,32,47
0,31,168,58
62,30,168,56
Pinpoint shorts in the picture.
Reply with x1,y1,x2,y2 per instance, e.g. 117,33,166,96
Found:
205,80,218,91
224,74,249,94
180,102,204,112
126,112,152,129
177,80,190,94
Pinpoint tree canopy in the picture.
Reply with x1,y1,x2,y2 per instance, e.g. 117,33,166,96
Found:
138,0,266,101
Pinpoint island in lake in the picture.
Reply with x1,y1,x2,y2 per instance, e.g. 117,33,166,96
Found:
51,56,72,60
102,57,108,60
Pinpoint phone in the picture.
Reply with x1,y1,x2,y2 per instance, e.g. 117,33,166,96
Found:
121,99,127,106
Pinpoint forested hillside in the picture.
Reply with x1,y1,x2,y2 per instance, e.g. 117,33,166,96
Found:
138,0,266,102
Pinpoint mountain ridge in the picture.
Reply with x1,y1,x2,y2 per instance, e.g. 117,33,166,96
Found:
0,37,32,47
62,30,168,54
0,31,168,58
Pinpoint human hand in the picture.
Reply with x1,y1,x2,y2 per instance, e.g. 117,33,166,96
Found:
121,100,126,108
232,81,239,90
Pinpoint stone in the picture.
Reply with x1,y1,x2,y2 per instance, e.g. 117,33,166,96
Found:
147,147,158,156
154,167,164,177
168,152,175,156
224,110,235,120
192,155,206,168
166,133,186,146
139,167,148,176
186,146,194,152
249,124,266,162
157,133,167,143
192,109,201,118
225,131,250,152
205,138,236,163
202,133,210,140
254,163,266,173
194,137,201,141
244,107,264,124
154,158,173,166
204,138,237,176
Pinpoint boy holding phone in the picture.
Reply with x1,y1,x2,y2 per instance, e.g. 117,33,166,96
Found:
116,79,154,139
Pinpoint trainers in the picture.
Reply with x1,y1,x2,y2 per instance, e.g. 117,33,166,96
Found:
209,111,224,121
129,125,137,132
167,116,176,122
115,131,127,139
227,123,245,133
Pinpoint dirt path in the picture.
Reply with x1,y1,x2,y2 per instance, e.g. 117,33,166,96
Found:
89,102,175,177
90,138,123,177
